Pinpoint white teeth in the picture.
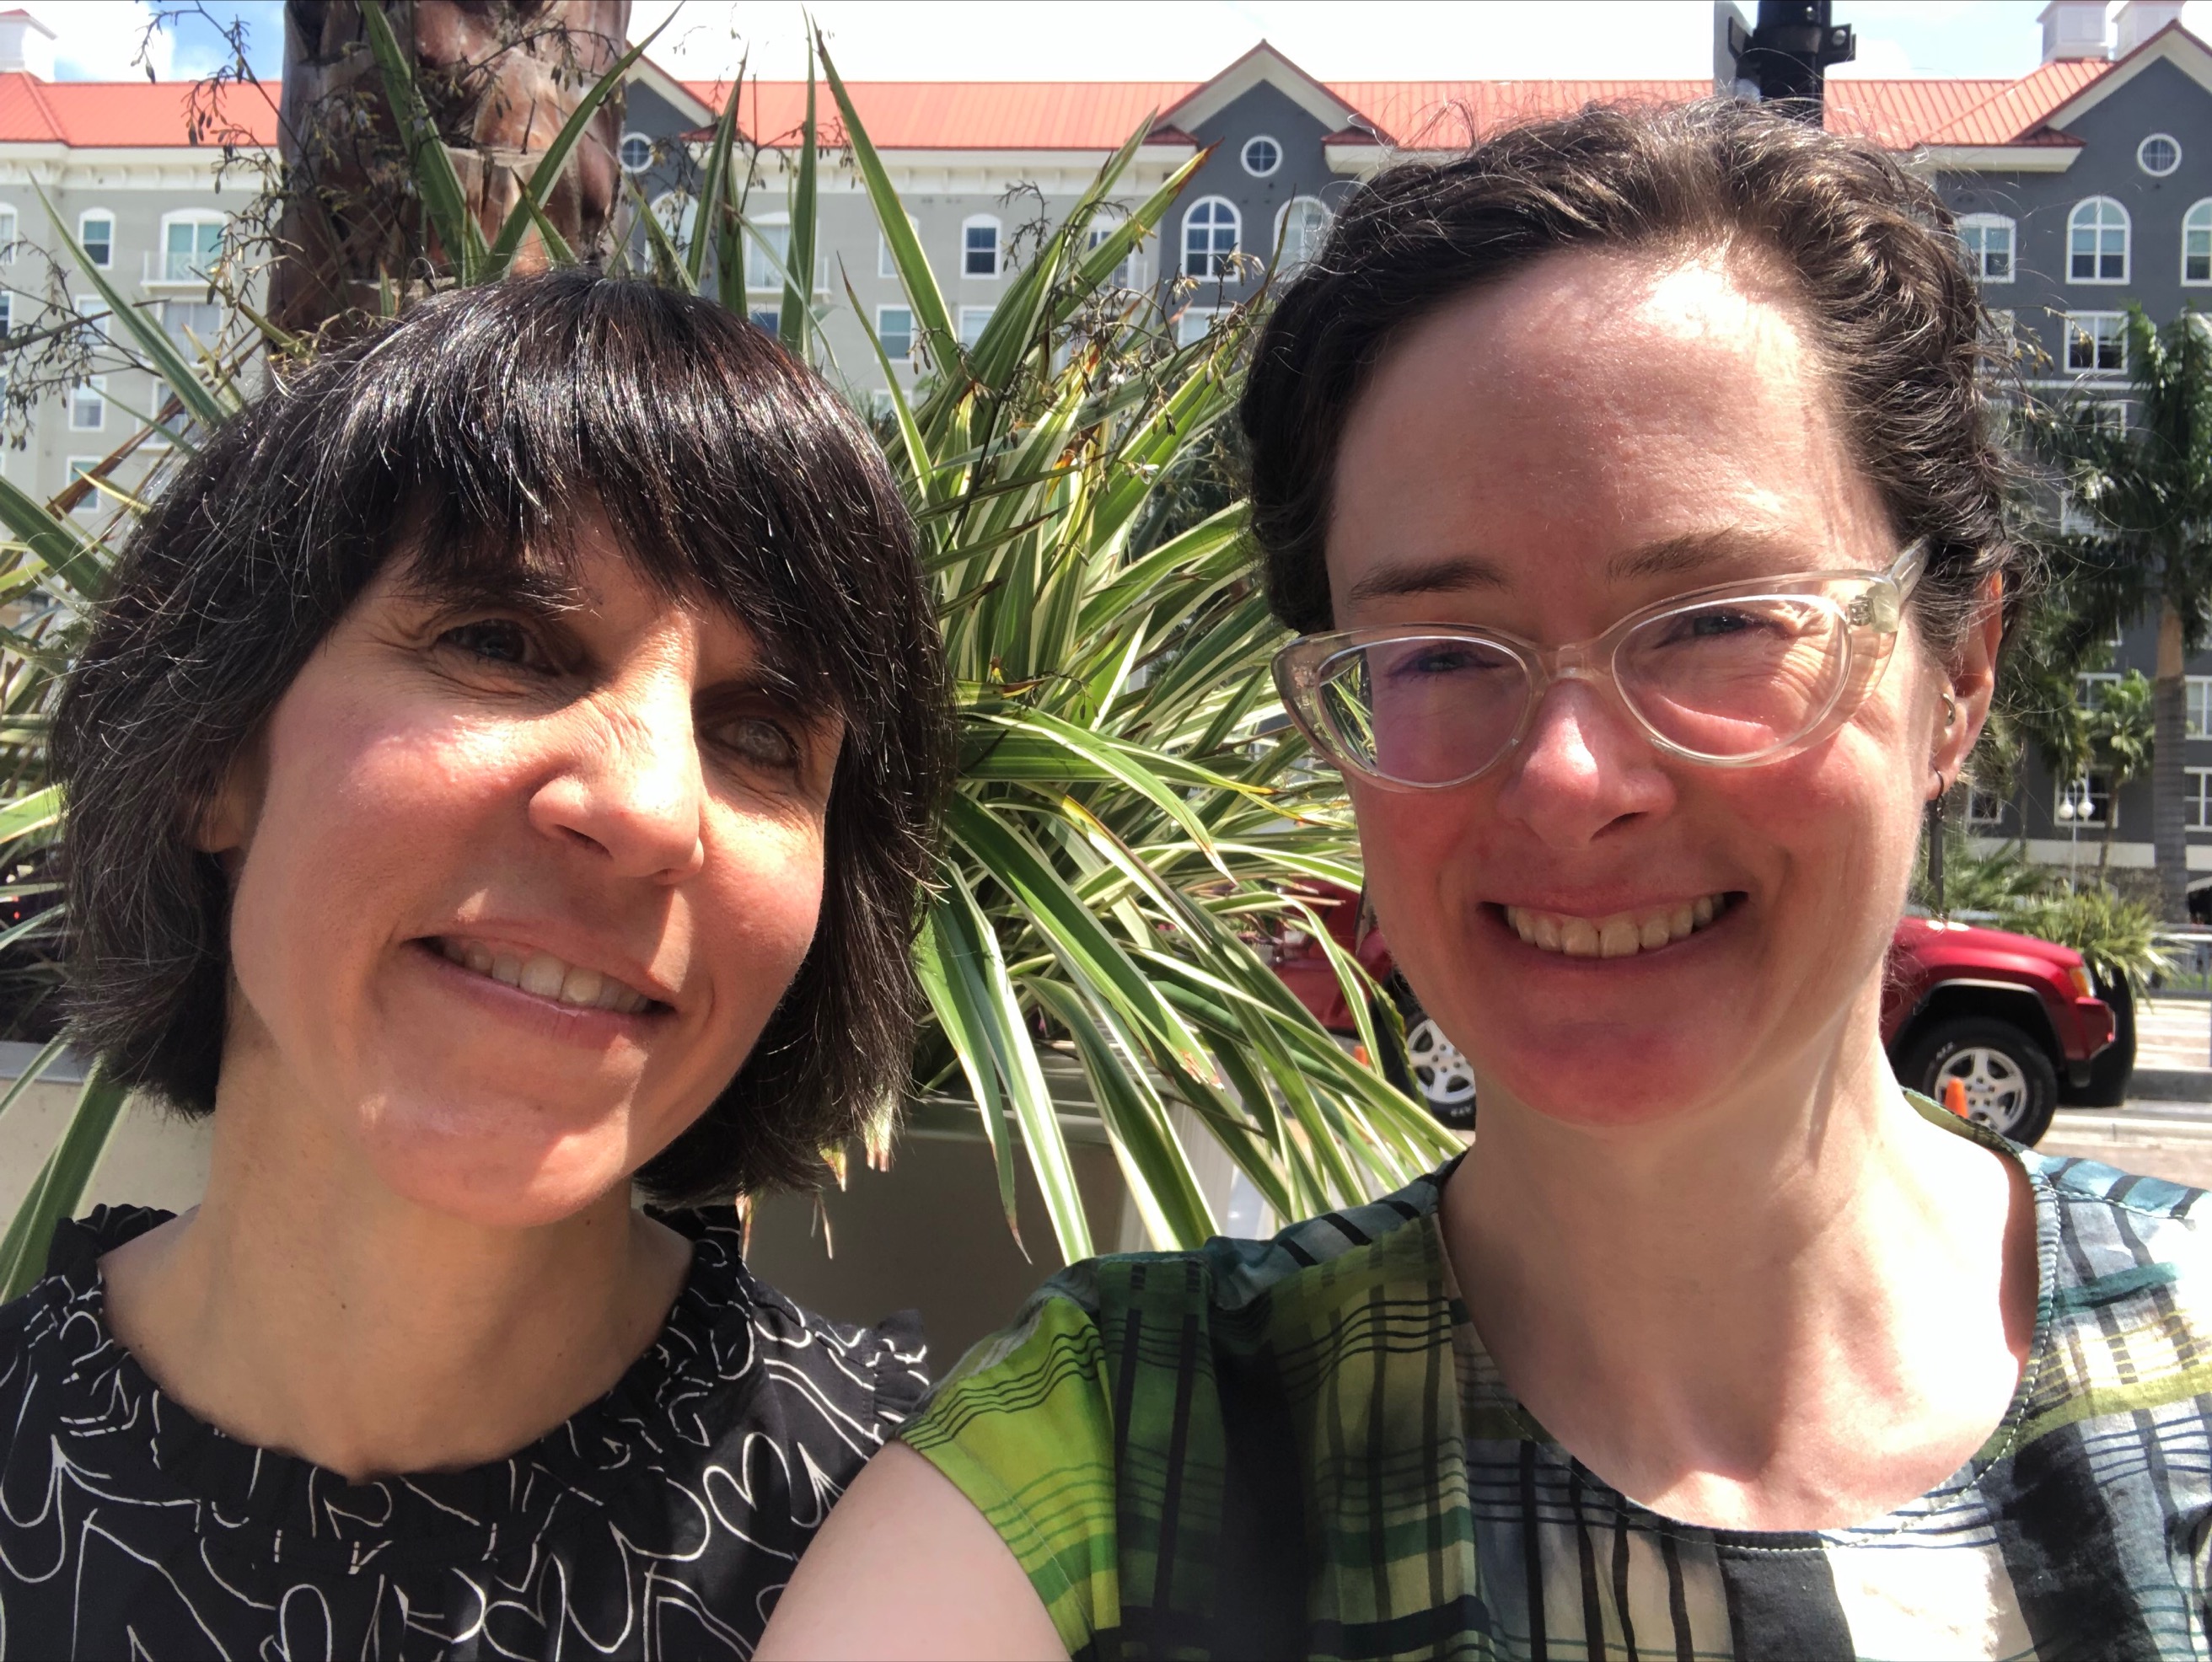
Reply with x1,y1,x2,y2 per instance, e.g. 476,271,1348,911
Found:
435,938,653,1014
1504,895,1731,962
518,953,566,998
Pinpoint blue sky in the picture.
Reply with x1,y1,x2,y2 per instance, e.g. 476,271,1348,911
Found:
34,2,2212,85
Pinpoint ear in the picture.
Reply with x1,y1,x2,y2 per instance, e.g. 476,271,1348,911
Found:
1932,574,2005,788
192,737,268,860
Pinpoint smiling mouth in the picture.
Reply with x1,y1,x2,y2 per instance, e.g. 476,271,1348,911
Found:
429,936,659,1015
1500,893,1739,960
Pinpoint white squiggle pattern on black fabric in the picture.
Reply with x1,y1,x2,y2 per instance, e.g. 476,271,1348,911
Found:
0,1204,927,1659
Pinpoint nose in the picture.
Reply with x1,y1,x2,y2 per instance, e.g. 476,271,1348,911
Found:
529,664,707,883
1490,678,1675,848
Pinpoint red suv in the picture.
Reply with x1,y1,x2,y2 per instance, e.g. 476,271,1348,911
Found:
1265,888,2121,1145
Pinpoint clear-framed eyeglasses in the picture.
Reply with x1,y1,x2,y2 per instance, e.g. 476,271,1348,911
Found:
1271,541,1928,791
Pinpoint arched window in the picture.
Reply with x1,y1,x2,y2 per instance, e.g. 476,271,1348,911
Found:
77,208,114,270
158,209,228,283
1275,197,1330,271
649,191,700,256
1955,213,2014,284
961,214,1001,279
2185,200,2212,286
2069,197,2129,283
1183,196,1241,280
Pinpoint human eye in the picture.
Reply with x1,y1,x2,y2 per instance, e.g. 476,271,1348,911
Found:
436,617,554,673
706,710,804,775
1375,637,1511,681
1651,601,1804,648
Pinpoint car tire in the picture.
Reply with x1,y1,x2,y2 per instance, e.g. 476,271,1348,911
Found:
1898,1016,2059,1146
1380,981,1477,1131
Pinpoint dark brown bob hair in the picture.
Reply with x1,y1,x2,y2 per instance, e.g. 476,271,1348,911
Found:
52,271,950,1204
1243,97,2016,652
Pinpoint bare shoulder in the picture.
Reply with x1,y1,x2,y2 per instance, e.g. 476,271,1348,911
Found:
757,1440,1066,1661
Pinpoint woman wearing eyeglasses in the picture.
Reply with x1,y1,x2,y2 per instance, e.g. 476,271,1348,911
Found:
761,99,2212,1660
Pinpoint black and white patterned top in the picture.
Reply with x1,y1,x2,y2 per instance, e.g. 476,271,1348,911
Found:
0,1204,927,1659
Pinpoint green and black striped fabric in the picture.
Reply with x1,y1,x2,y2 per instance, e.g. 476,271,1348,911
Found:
900,1102,2212,1660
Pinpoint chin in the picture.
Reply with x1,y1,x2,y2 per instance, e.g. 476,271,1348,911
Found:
1475,1027,1738,1131
357,1096,656,1228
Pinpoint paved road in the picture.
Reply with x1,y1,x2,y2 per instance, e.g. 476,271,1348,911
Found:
2039,1100,2212,1188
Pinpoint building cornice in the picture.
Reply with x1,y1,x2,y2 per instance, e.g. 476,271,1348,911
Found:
1907,142,2083,172
0,143,259,191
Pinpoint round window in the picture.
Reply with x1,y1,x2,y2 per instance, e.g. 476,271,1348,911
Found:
1242,136,1281,178
620,131,654,174
2140,133,2181,176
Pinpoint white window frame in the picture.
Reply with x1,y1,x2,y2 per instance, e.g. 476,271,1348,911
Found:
1275,196,1330,271
2138,133,2182,177
1956,213,2015,285
1176,306,1225,347
961,215,1002,280
157,209,227,285
2075,671,2119,710
2187,675,2212,740
878,214,918,279
68,374,106,432
0,204,18,265
2068,196,2129,284
76,208,115,270
1085,223,1146,289
1182,196,1241,281
747,306,781,334
1965,786,2010,828
618,130,654,174
0,289,11,337
2184,200,2212,287
66,457,104,521
1241,135,1282,178
2057,772,2114,828
2064,311,2127,375
650,190,700,254
743,211,789,294
2191,767,2212,831
875,303,915,364
958,303,994,349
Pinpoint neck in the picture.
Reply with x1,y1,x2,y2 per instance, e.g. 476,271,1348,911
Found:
98,1049,692,1482
1441,993,2035,1528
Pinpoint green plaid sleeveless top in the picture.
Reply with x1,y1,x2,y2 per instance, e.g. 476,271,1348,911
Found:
899,1103,2212,1660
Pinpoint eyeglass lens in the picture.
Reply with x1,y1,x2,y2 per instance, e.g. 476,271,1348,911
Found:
1316,593,1855,785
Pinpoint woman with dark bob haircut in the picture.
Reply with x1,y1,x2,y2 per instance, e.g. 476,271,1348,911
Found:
766,99,2212,1659
0,270,949,1657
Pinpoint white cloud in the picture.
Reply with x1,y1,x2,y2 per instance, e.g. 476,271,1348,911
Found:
25,2,174,81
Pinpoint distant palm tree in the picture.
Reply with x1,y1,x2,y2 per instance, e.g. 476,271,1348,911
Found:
271,0,629,336
2025,307,2212,921
2087,668,2155,873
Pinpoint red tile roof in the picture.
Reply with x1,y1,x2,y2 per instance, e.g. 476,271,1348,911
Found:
1326,80,1709,149
1824,60,2108,147
685,62,2125,156
685,78,1201,150
0,72,276,146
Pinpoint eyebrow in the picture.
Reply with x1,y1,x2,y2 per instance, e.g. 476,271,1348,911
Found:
1341,529,1811,608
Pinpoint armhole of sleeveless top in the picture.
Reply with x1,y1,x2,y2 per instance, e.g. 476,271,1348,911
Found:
898,1294,1119,1658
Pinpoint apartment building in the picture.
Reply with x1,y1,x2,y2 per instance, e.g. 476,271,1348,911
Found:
1,3,2209,889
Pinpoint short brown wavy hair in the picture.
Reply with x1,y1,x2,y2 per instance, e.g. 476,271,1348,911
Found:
53,271,950,1204
1242,97,2016,655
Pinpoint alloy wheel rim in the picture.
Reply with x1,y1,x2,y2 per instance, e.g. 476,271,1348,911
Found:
1937,1045,2031,1135
1406,1017,1477,1108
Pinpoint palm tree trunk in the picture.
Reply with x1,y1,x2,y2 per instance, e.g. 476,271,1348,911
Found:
2155,600,2192,921
271,0,630,338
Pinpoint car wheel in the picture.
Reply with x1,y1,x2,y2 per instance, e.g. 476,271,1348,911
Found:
1401,1011,1477,1131
1898,1016,2058,1146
